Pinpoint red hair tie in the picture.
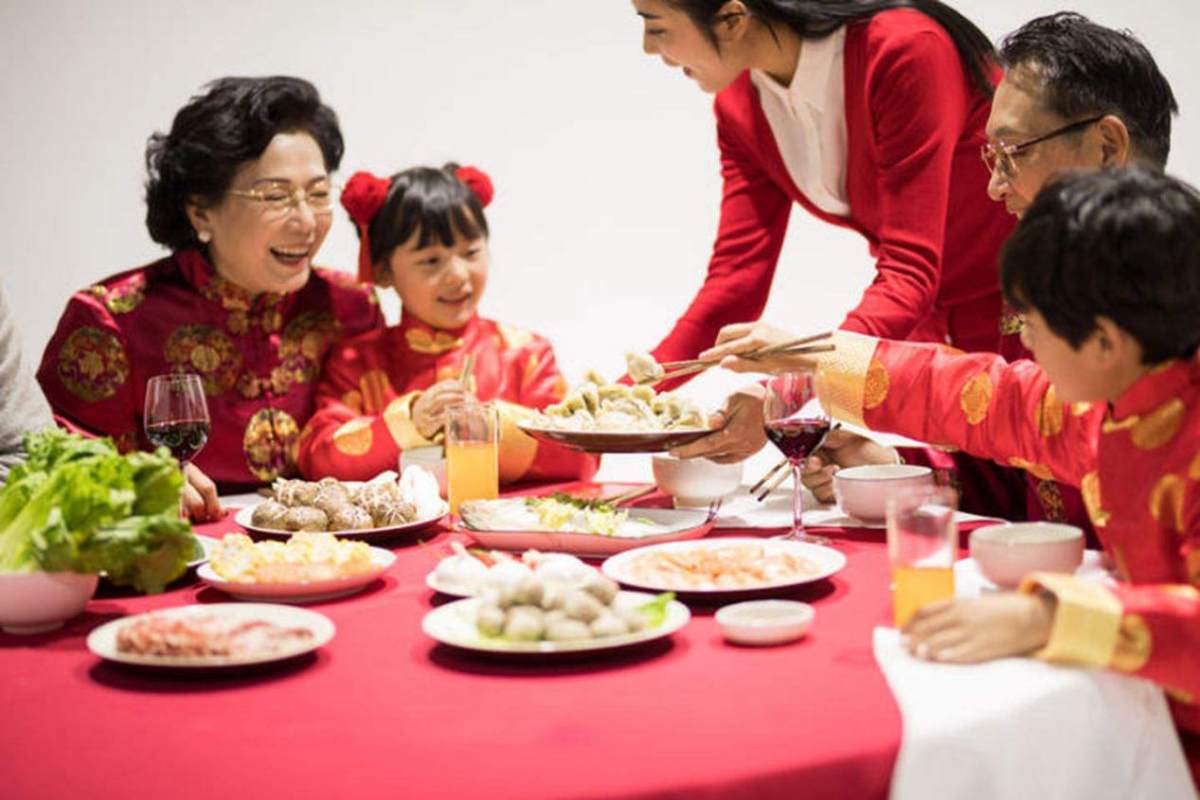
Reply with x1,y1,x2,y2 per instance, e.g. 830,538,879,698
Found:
455,166,494,208
340,170,392,284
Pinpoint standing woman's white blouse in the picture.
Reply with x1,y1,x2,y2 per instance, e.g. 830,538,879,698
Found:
750,28,850,217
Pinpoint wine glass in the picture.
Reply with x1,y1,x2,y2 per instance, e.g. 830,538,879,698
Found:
763,372,832,544
144,373,211,471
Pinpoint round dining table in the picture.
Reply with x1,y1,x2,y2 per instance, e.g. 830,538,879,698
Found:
2,483,932,800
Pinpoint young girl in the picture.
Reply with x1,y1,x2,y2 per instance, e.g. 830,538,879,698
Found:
297,164,598,484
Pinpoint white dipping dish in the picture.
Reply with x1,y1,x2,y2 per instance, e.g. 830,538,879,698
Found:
651,455,744,508
969,522,1085,588
0,571,99,635
716,600,814,646
832,464,934,523
399,446,447,498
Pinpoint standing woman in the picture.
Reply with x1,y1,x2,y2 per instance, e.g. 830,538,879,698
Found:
632,0,1016,369
37,76,383,519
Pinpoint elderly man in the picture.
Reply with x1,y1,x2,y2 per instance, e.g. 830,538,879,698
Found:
0,283,54,481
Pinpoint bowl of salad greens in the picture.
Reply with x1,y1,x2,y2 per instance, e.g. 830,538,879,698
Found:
0,428,198,634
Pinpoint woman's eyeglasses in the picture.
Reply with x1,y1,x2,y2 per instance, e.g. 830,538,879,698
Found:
227,182,335,220
981,115,1105,179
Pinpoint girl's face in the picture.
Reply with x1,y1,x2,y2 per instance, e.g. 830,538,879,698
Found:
385,228,489,330
187,132,332,296
633,0,746,94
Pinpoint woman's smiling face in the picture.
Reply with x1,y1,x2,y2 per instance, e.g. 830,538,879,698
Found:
633,0,747,94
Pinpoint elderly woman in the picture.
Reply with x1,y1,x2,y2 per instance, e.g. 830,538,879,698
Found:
37,76,383,520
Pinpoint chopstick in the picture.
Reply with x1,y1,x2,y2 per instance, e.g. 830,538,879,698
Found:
656,331,833,372
656,342,835,384
601,485,655,507
458,353,475,385
752,421,842,502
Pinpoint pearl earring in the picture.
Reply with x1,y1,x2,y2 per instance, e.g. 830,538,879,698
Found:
198,230,212,243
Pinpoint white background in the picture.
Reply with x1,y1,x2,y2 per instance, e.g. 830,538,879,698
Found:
2,0,1197,479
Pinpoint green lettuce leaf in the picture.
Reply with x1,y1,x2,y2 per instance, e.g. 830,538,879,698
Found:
637,592,676,628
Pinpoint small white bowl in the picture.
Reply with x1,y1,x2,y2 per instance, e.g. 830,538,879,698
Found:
399,446,447,498
715,600,814,646
970,522,1085,588
833,464,935,523
0,571,99,635
652,455,743,508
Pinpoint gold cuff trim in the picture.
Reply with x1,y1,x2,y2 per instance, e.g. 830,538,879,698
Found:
383,391,437,451
1020,572,1122,667
814,332,879,428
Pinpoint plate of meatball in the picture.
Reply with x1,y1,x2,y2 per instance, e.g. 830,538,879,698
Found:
236,467,448,540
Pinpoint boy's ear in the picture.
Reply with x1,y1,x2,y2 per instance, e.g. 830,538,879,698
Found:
1091,316,1140,366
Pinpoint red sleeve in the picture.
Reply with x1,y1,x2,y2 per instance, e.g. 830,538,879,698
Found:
840,26,976,339
647,104,792,378
36,292,139,452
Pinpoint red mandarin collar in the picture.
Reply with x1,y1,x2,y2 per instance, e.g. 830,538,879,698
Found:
1109,352,1200,421
174,249,290,313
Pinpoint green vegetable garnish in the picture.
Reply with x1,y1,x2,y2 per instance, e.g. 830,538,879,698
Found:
525,492,616,514
637,592,675,628
0,428,196,593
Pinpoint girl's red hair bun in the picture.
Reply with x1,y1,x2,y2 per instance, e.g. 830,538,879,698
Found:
455,166,494,208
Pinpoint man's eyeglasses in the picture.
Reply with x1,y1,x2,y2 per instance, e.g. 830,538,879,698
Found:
981,115,1105,179
227,181,335,219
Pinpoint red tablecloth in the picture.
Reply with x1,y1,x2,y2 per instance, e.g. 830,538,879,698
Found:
1,499,910,800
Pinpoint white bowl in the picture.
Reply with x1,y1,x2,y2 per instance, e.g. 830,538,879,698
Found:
716,600,814,646
651,455,743,508
833,464,935,523
399,446,447,498
970,523,1085,588
0,571,98,634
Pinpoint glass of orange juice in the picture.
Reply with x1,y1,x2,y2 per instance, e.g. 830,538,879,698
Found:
887,486,957,627
445,402,499,514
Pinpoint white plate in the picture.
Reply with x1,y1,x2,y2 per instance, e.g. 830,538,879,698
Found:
86,603,335,668
197,547,396,603
422,591,689,655
425,571,475,598
234,502,448,540
188,535,220,568
601,537,846,597
461,506,714,557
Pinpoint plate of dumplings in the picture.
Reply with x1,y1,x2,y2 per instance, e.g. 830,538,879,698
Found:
235,467,448,540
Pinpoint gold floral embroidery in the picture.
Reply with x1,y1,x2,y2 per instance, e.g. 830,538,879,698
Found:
279,312,341,384
57,326,129,402
1102,415,1139,434
332,417,374,457
1186,548,1200,585
1189,451,1200,481
1131,397,1185,450
406,327,464,355
1165,687,1196,706
341,390,363,413
164,325,240,396
1162,584,1200,600
243,408,299,481
497,322,534,351
1110,613,1152,673
1009,457,1054,482
1036,385,1064,437
358,369,392,414
103,276,146,314
1148,474,1187,533
1071,402,1094,417
1035,479,1067,522
863,358,890,410
227,311,249,336
959,372,992,425
1080,472,1111,527
999,309,1024,336
236,372,262,400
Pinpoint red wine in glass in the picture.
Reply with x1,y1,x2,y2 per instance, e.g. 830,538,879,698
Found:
765,418,831,463
145,419,211,464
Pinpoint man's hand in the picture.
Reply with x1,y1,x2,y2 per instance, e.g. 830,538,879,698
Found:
669,384,768,464
801,429,899,503
903,593,1057,663
412,380,474,439
700,322,823,375
182,463,222,523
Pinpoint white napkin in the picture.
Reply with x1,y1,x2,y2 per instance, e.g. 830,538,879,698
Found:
875,588,1193,799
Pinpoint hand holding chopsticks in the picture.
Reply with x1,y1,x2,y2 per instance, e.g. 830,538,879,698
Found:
640,327,835,386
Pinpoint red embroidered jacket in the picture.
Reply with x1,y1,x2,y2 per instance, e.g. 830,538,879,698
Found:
817,332,1200,738
37,250,383,490
650,9,1016,370
297,314,599,485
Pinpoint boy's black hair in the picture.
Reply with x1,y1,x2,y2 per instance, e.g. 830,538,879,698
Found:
366,163,488,280
145,76,343,250
1000,167,1200,363
998,13,1177,169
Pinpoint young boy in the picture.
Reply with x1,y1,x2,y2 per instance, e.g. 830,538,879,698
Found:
707,167,1200,780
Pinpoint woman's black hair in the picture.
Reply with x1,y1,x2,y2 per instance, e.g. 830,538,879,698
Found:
665,0,995,96
1000,167,1200,363
144,76,344,251
998,13,1178,169
365,163,489,281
